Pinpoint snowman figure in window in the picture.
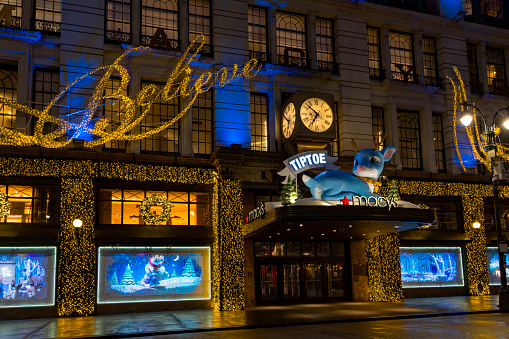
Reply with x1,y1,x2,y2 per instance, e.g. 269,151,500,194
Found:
142,255,169,287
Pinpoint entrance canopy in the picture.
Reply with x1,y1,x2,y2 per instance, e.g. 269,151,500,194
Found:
243,203,436,241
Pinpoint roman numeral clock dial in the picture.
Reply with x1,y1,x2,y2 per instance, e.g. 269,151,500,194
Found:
282,103,296,138
300,98,333,133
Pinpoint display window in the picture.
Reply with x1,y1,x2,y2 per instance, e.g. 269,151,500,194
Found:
0,247,56,308
98,189,210,226
487,247,509,285
97,246,211,304
399,247,465,288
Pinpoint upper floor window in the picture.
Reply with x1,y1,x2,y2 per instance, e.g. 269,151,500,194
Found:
397,109,422,170
372,106,385,151
367,26,383,80
102,77,128,151
141,0,179,51
33,68,59,134
463,0,473,15
276,11,307,69
316,17,335,73
33,0,61,35
328,102,339,157
423,36,440,87
189,0,212,57
480,0,504,17
140,81,179,153
248,5,268,63
432,113,446,173
98,189,211,226
250,93,268,151
192,90,213,156
0,0,21,28
486,47,507,95
0,65,17,130
105,0,131,44
390,31,416,83
467,43,482,94
0,184,59,224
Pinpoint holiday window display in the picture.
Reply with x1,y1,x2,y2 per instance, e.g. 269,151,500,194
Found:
97,247,211,303
0,247,56,307
399,247,464,288
487,248,509,285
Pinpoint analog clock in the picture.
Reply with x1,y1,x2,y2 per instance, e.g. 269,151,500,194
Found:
299,98,333,133
282,103,296,138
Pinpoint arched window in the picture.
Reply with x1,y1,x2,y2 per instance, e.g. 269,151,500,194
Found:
0,66,17,130
397,110,422,170
390,31,416,82
276,12,307,68
141,0,179,50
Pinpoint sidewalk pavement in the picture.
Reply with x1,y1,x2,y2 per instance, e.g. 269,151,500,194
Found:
0,295,502,339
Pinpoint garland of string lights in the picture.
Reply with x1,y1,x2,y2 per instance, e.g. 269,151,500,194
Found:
0,157,249,314
139,195,172,225
0,191,10,219
0,35,260,149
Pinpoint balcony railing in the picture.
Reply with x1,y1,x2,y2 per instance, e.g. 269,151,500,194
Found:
1,16,21,29
425,76,442,88
32,19,60,36
249,51,269,63
470,82,484,95
489,84,509,97
392,71,419,83
369,68,386,81
317,60,338,74
189,43,213,57
277,54,309,69
105,30,132,44
141,35,180,51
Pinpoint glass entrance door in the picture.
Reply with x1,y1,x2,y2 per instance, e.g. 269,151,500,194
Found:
327,262,344,298
283,263,300,301
304,263,323,299
260,264,278,301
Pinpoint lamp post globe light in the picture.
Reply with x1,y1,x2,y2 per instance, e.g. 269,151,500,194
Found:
460,102,509,310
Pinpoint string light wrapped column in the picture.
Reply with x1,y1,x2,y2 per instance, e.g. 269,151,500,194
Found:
58,178,96,316
215,179,244,311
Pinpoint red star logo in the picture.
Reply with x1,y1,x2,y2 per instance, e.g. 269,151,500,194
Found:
340,195,351,206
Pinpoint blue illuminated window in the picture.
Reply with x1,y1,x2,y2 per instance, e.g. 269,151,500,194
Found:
400,247,464,288
0,247,56,308
487,247,509,285
97,246,211,304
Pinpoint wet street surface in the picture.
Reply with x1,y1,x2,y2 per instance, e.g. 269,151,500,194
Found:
141,313,509,339
0,295,502,338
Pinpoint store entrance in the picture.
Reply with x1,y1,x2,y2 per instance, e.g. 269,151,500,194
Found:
256,241,348,304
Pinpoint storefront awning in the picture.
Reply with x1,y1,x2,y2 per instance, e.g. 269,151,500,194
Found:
243,204,436,241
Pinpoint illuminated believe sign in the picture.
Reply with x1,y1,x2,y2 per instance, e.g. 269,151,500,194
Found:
0,35,260,148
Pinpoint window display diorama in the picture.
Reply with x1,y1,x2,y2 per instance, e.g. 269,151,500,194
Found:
399,247,464,288
0,247,56,307
97,247,211,304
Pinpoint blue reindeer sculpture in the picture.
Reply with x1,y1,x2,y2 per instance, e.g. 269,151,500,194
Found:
302,138,396,201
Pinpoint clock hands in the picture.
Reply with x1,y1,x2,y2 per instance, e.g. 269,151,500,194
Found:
306,104,321,125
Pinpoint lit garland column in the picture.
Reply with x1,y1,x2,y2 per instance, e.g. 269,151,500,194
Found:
366,234,403,302
461,189,489,295
214,179,244,311
58,178,95,316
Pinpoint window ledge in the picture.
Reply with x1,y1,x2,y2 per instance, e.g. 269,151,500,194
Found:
0,26,41,42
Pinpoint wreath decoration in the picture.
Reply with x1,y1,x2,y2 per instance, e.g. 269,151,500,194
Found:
0,192,10,219
139,195,172,225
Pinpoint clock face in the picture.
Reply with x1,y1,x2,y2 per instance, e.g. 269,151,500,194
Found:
299,98,333,133
282,103,296,138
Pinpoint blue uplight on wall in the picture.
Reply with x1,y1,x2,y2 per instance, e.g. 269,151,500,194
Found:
440,0,464,19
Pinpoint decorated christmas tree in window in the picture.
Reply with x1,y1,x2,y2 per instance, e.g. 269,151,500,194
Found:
279,177,303,205
109,271,119,286
181,257,196,277
121,264,136,285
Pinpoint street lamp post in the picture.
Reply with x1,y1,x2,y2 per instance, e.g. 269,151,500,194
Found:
460,102,509,310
